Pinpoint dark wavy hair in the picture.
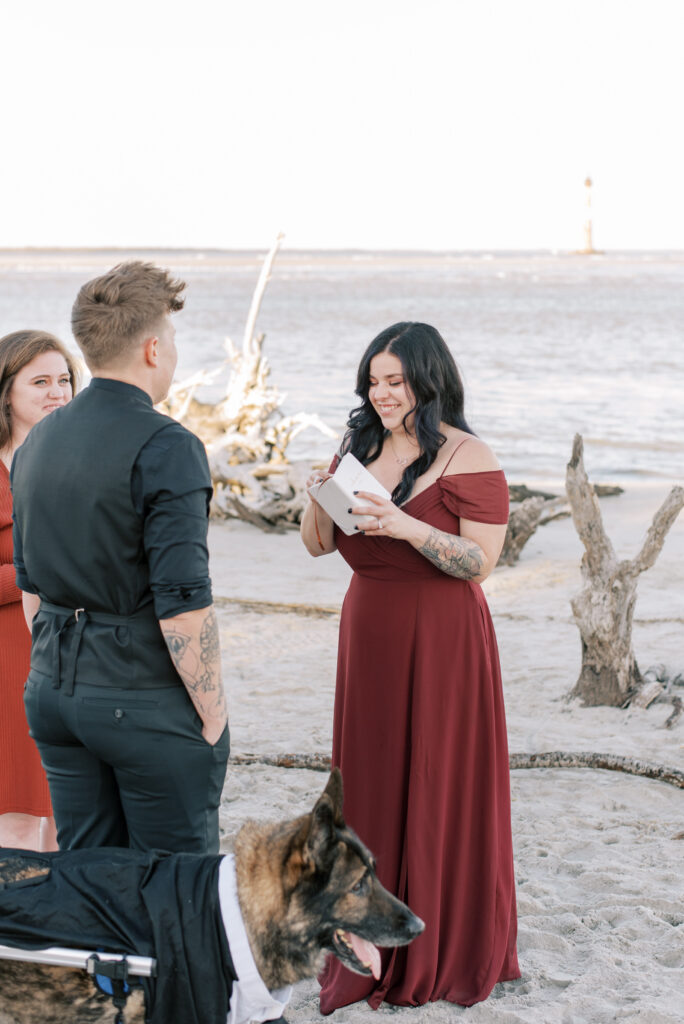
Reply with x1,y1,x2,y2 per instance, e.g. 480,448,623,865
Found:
345,322,475,505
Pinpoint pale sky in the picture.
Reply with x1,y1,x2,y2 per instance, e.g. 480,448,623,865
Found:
2,0,682,250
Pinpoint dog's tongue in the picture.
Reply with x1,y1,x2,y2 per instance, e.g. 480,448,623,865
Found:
348,932,381,979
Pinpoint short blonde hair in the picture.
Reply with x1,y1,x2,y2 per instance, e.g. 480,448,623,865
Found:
71,261,186,369
0,330,80,450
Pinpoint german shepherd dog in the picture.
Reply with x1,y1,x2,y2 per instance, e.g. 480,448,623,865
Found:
0,769,423,1023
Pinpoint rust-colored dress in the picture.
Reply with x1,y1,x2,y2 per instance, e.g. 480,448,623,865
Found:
319,468,519,1012
0,461,52,816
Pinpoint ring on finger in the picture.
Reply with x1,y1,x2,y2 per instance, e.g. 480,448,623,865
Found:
377,517,382,529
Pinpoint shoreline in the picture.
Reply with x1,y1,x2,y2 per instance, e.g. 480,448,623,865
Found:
3,249,684,279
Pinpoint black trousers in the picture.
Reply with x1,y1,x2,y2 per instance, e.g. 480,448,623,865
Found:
24,669,229,854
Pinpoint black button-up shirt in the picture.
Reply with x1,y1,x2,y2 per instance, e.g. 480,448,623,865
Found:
14,378,214,621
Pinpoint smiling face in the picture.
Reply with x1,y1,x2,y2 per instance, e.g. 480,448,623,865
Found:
368,350,415,432
7,350,72,443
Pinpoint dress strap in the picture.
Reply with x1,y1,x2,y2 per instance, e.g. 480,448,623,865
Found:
439,436,472,478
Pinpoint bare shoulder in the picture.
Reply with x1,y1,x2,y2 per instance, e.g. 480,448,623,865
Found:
445,433,501,474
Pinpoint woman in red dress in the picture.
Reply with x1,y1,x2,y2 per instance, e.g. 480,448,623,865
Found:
0,330,77,850
301,322,519,1011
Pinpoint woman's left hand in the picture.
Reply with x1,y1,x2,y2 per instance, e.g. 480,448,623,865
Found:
350,491,415,541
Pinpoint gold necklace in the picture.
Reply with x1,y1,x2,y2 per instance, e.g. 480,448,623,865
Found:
389,434,418,467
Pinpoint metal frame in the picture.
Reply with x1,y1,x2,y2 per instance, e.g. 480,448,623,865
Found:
0,943,156,977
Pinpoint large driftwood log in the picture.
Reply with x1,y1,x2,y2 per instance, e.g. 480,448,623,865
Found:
211,460,318,527
160,237,336,525
565,434,684,706
230,750,684,788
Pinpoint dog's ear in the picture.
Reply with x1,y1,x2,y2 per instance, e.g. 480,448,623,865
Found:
283,816,316,889
305,789,339,870
322,767,345,828
291,771,345,876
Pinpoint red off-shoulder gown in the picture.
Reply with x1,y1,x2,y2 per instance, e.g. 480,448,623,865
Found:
319,469,519,1012
0,462,52,817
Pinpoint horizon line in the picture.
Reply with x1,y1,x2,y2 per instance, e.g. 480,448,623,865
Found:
1,245,684,256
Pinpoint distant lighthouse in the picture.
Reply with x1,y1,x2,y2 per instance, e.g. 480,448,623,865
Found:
581,176,598,254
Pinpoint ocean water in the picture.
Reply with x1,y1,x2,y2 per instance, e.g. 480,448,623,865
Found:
1,248,682,484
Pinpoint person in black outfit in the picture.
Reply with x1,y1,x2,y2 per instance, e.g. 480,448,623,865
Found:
11,261,229,854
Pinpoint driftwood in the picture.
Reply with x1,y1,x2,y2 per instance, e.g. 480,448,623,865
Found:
594,483,625,498
665,698,683,729
631,679,665,710
498,496,546,565
565,433,684,707
213,595,340,618
640,662,684,695
508,751,684,788
498,488,622,567
637,664,684,728
232,753,333,771
498,495,572,566
160,236,336,525
230,750,684,789
507,483,622,504
211,460,318,529
508,484,558,502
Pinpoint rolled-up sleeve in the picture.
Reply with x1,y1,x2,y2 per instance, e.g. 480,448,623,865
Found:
11,506,38,596
133,424,214,620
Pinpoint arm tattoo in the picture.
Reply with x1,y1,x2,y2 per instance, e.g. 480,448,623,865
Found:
200,611,220,672
161,608,226,719
166,633,190,660
419,527,484,580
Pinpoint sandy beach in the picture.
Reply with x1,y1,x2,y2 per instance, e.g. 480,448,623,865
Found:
212,480,684,1024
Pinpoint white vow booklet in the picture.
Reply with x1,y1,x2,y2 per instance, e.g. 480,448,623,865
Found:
308,453,391,536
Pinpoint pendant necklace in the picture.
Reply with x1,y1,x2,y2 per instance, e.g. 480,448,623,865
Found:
389,434,417,467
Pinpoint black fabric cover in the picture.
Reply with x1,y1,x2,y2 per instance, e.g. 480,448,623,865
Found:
0,848,235,1024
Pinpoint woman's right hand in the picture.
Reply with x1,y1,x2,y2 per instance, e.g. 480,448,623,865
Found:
305,470,333,501
301,470,337,555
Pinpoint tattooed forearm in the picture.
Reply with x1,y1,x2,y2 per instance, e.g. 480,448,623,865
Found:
161,607,227,723
419,527,485,580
